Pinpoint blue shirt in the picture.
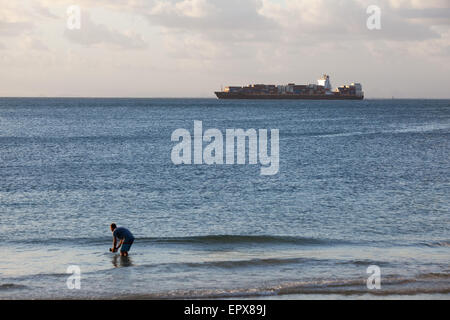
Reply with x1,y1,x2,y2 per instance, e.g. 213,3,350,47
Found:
113,227,135,243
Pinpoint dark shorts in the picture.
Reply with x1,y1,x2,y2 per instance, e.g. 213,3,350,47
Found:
121,240,134,253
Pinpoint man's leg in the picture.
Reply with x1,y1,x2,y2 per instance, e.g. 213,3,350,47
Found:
120,242,132,256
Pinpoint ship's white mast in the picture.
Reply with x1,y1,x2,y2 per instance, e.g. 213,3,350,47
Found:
318,74,332,91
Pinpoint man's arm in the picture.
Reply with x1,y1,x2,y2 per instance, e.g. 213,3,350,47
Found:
112,237,118,252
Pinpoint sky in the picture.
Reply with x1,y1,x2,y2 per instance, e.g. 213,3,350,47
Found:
0,0,449,98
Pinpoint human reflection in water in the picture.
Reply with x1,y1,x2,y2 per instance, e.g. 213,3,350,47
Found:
112,254,133,268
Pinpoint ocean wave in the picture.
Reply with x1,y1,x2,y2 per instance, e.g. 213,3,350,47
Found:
13,235,449,250
3,271,449,299
12,235,349,247
418,240,450,248
312,123,450,138
336,259,390,266
115,274,450,299
0,283,27,291
185,257,318,268
139,256,325,271
417,273,450,280
151,235,342,245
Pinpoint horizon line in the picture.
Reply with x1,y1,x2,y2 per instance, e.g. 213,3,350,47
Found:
1,96,450,100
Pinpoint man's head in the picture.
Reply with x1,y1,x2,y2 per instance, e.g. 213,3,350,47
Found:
110,223,117,232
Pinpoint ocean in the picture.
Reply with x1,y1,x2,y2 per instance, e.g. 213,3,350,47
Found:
0,98,449,299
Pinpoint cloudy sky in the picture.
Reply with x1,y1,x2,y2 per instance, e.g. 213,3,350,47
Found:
0,0,449,98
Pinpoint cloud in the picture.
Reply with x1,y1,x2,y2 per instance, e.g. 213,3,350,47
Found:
146,0,276,33
136,0,448,58
24,36,49,51
0,0,449,97
37,0,150,12
0,21,33,36
0,1,35,37
387,0,449,9
258,0,443,42
395,8,450,26
32,2,59,19
64,12,147,49
149,0,216,18
121,0,448,66
142,0,280,60
33,0,449,44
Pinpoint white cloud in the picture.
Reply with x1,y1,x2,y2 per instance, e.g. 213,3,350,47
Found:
22,35,49,51
0,1,34,36
150,0,216,18
64,12,147,49
0,0,449,97
258,0,444,41
0,20,32,37
387,0,449,9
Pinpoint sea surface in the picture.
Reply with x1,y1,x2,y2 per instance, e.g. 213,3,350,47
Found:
0,98,449,299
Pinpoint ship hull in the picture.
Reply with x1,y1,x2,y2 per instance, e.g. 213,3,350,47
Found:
215,92,364,100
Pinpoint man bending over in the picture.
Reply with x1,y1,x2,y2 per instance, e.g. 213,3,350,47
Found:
110,223,135,257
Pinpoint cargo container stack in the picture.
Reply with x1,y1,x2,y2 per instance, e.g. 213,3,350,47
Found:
216,75,364,100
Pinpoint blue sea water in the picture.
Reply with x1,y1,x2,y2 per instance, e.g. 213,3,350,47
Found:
0,98,449,299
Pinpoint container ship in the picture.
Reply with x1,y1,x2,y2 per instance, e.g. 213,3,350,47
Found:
215,75,364,100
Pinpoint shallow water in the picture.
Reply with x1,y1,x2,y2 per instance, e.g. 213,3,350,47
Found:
0,98,449,299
